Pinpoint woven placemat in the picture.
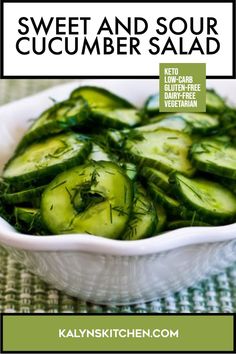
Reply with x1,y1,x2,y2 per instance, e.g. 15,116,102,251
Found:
0,79,236,314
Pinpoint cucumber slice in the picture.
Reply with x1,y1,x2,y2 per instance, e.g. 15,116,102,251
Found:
3,132,92,186
89,143,112,162
140,167,170,191
107,129,126,148
137,116,188,133
176,113,219,133
206,89,225,113
91,108,142,129
120,162,137,181
41,161,133,238
1,86,234,238
167,220,211,230
154,204,167,233
123,184,157,240
139,113,218,134
173,173,236,222
148,182,180,214
15,207,38,225
14,207,43,234
191,139,236,179
3,185,46,205
17,98,89,149
144,94,159,116
107,129,141,149
70,86,133,109
220,109,236,135
125,128,194,176
144,113,169,124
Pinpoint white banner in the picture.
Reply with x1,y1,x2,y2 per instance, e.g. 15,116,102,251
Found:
2,1,235,77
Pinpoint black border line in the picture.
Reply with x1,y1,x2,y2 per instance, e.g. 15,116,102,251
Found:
0,313,235,353
0,0,3,79
233,315,236,353
0,0,235,79
1,0,235,4
233,0,236,79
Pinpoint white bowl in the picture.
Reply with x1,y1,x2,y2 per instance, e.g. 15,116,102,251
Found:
1,79,236,305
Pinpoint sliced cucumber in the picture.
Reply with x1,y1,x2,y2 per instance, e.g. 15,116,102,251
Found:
206,89,225,113
177,113,219,133
91,108,142,129
41,161,133,238
107,129,143,150
3,132,92,186
17,98,89,150
191,139,236,179
140,113,218,134
3,185,46,205
220,109,236,135
167,220,211,230
15,207,38,224
136,116,188,133
120,162,137,181
14,207,43,234
125,128,194,176
107,129,126,148
70,86,133,109
148,182,180,214
144,94,159,116
1,86,234,237
122,184,157,240
173,173,236,222
144,113,169,124
89,143,112,162
141,167,170,191
89,144,130,177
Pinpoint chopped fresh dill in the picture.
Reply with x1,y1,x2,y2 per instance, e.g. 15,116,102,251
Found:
50,180,66,190
109,204,113,224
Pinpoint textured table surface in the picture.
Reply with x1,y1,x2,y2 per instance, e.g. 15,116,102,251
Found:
0,79,236,314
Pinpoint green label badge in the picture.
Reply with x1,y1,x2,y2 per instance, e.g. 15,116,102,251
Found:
159,63,206,113
2,315,234,352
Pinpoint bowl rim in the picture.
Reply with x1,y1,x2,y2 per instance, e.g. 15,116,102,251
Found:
1,79,236,256
1,218,236,255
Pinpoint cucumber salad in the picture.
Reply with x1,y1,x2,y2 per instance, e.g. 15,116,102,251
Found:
1,86,236,240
